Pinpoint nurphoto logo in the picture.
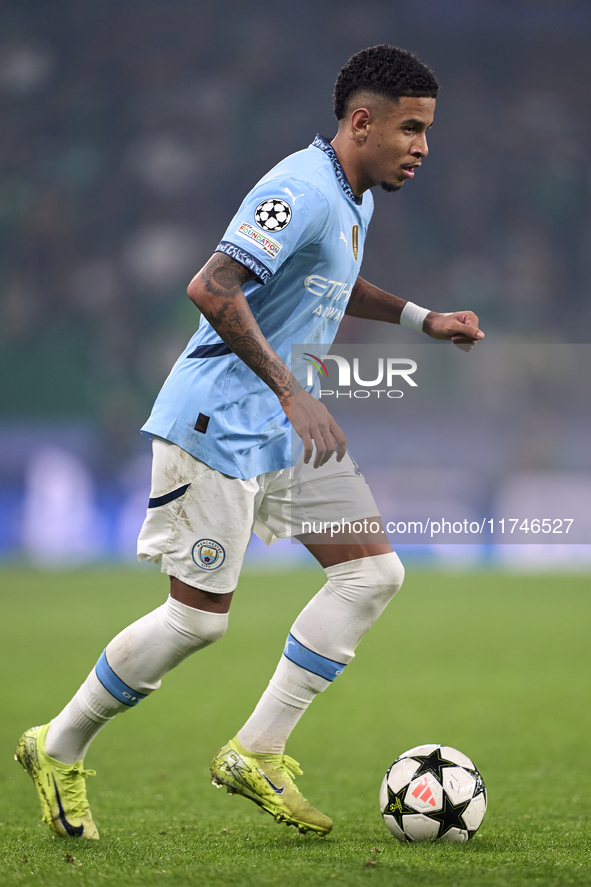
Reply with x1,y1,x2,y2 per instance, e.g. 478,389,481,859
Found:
303,353,418,399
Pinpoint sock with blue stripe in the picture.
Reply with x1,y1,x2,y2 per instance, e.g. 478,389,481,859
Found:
237,552,404,754
44,596,228,764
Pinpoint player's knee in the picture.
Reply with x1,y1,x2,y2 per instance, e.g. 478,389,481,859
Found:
380,551,405,596
163,598,229,648
196,613,229,646
327,551,405,610
362,551,405,611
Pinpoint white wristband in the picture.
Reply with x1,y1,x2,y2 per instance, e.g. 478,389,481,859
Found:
399,301,431,333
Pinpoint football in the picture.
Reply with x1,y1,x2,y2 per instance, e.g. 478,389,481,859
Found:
379,744,487,843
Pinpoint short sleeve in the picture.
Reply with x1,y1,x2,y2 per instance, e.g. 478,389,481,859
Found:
216,178,329,284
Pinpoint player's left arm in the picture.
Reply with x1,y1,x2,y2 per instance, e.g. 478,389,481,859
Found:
345,276,484,351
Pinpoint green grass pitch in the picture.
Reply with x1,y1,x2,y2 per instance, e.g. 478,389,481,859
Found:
1,564,590,886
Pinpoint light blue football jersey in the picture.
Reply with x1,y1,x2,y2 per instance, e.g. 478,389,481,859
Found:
141,135,374,479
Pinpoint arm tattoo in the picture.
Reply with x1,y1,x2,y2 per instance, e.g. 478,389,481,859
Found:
196,253,300,401
229,334,266,371
199,253,252,299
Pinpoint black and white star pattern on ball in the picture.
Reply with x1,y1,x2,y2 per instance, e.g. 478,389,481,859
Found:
430,793,472,839
385,782,471,842
384,785,416,836
411,748,459,781
254,198,292,232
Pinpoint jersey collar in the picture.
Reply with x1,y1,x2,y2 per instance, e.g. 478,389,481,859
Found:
312,134,363,205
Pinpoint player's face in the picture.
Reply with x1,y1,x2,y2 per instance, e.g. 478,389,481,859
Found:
363,96,436,193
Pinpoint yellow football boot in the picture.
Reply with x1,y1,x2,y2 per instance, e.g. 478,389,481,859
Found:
211,736,332,836
15,724,99,839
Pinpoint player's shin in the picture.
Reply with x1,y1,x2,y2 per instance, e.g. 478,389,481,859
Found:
237,551,404,753
45,596,228,764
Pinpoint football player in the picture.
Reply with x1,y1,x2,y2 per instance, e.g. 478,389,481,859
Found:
16,44,483,839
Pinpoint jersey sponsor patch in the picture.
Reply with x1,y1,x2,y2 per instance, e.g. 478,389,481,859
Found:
236,221,282,259
192,538,226,571
254,198,292,232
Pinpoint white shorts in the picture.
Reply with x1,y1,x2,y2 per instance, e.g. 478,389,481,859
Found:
137,438,381,592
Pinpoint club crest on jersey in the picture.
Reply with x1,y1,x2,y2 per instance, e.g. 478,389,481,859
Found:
236,222,282,259
254,198,292,232
192,538,226,571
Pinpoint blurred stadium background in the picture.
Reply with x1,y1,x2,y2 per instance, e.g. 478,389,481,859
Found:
1,0,590,569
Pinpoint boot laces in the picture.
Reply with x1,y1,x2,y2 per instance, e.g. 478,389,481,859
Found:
277,755,303,783
56,762,96,815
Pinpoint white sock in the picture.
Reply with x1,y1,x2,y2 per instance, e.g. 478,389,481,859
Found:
238,552,404,754
45,596,228,764
237,656,330,754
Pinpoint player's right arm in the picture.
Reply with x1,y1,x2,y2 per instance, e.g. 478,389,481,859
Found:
187,252,346,468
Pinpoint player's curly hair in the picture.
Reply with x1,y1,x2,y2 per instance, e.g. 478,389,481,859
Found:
333,45,439,120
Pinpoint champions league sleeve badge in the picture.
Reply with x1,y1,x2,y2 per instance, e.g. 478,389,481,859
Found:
192,539,226,571
254,198,292,232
